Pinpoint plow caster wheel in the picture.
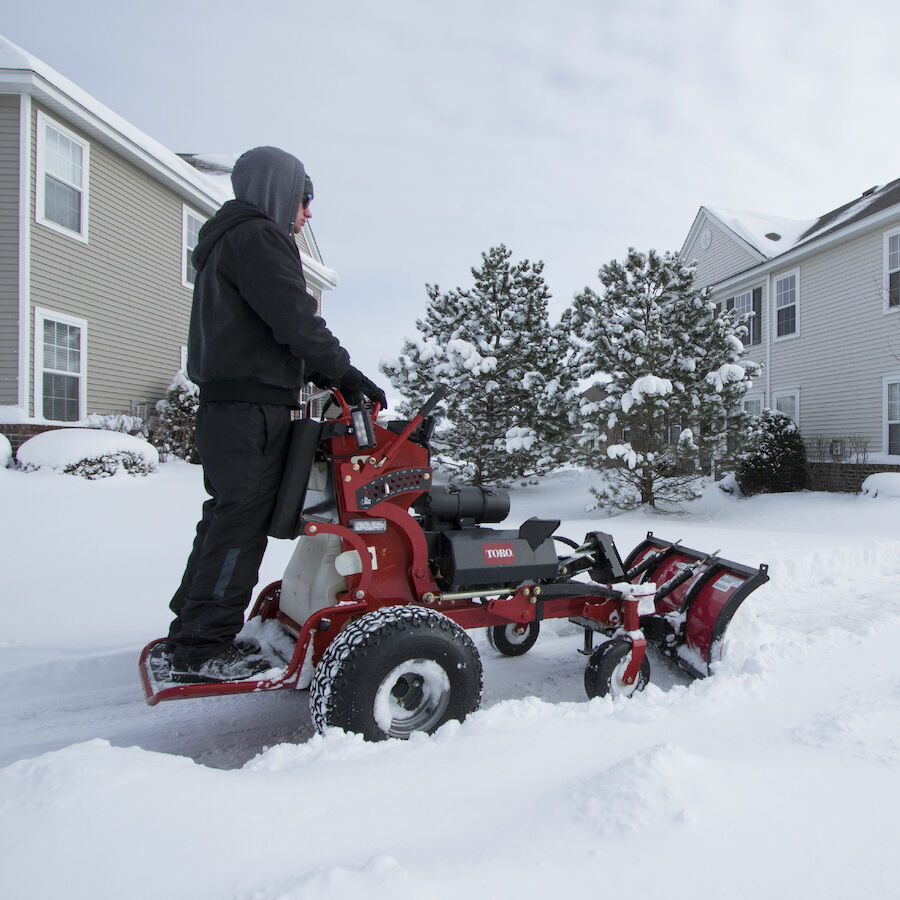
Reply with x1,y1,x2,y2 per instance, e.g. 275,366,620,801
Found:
584,637,650,700
486,621,540,657
309,606,483,741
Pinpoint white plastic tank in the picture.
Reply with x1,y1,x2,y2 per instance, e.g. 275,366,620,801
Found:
279,531,347,626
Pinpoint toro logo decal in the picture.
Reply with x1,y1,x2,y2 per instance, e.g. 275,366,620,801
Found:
483,542,516,565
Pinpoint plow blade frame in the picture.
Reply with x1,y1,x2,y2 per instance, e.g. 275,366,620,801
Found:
623,533,769,678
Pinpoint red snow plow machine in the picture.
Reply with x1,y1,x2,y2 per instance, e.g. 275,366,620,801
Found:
140,386,768,740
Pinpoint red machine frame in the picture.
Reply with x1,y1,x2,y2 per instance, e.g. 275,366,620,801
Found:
140,392,768,705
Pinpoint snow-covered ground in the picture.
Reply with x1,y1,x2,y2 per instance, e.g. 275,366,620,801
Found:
2,460,900,899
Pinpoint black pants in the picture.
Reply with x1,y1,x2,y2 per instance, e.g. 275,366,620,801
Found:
166,401,291,665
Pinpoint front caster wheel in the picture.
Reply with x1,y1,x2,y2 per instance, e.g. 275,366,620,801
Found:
486,621,540,656
310,606,483,741
584,637,650,700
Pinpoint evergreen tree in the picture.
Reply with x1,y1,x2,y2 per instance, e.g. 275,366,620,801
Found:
563,248,757,509
737,409,809,495
382,245,576,484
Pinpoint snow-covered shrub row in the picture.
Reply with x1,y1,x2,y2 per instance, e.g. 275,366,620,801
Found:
0,431,11,468
85,413,149,436
15,428,158,478
63,451,156,479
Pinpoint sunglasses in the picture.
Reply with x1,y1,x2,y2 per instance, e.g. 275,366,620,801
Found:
302,193,312,209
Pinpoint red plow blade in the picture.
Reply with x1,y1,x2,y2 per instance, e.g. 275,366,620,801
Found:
623,533,769,678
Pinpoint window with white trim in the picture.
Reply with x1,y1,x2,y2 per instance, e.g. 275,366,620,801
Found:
182,207,205,287
36,112,89,241
742,395,763,417
773,390,799,425
884,229,900,311
35,308,87,422
774,271,798,338
734,290,752,321
884,377,900,455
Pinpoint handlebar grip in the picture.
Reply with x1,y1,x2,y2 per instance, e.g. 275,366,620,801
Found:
418,385,448,419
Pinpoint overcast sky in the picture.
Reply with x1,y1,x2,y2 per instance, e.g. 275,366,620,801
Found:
6,0,900,381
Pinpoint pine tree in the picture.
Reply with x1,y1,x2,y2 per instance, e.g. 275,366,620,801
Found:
381,245,576,484
563,248,758,509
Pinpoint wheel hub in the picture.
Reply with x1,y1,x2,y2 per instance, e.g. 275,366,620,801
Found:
375,658,452,738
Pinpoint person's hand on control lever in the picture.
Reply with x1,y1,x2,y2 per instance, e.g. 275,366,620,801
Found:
339,366,388,410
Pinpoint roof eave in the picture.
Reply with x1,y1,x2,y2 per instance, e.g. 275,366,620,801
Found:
708,201,900,294
1,67,227,214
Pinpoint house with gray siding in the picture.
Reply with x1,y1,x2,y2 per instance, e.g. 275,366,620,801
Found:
0,34,337,447
681,179,900,467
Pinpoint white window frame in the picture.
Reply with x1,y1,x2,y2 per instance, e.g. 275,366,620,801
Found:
741,393,764,418
883,375,900,457
733,289,753,347
883,228,900,314
773,268,800,341
773,389,800,425
34,307,88,422
182,206,205,288
35,111,90,243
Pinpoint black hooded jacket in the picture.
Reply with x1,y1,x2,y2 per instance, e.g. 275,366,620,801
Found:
186,147,351,405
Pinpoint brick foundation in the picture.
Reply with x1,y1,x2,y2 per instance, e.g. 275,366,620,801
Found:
0,423,69,455
806,461,900,493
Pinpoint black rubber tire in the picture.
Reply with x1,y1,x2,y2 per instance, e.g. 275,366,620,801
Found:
309,606,483,741
584,637,650,700
486,621,540,656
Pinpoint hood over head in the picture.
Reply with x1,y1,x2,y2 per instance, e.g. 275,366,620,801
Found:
231,146,309,237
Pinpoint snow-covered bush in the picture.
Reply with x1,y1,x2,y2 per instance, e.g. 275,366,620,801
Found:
737,409,808,495
0,432,11,468
16,428,159,477
861,472,900,498
63,452,156,479
152,369,199,463
563,248,758,510
382,245,576,485
85,413,148,437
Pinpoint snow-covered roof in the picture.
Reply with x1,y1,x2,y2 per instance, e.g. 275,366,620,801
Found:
704,208,818,259
701,178,900,263
0,34,338,290
0,33,228,212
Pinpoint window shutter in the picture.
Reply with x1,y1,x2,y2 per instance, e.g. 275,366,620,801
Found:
751,287,762,344
714,302,722,317
726,297,734,311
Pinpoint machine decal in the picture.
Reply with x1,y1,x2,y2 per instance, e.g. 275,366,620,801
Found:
483,542,516,565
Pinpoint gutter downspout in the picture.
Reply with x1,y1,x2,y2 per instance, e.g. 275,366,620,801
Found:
18,93,31,415
765,271,772,408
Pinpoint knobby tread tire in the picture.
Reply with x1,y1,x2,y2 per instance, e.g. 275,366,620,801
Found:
584,636,650,699
309,605,483,740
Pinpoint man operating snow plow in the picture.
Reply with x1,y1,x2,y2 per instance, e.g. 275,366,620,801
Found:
141,386,768,740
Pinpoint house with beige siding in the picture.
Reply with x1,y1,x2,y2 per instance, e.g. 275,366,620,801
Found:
681,179,900,466
0,34,337,447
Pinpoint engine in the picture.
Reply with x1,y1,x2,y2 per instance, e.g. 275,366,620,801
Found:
415,485,560,591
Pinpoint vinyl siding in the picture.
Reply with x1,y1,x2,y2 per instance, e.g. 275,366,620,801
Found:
0,95,19,405
28,101,204,416
767,226,898,450
683,214,761,288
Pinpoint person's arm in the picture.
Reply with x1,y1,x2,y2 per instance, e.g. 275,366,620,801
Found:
232,224,351,383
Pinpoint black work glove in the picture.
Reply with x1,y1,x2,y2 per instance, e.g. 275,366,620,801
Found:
339,366,388,410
